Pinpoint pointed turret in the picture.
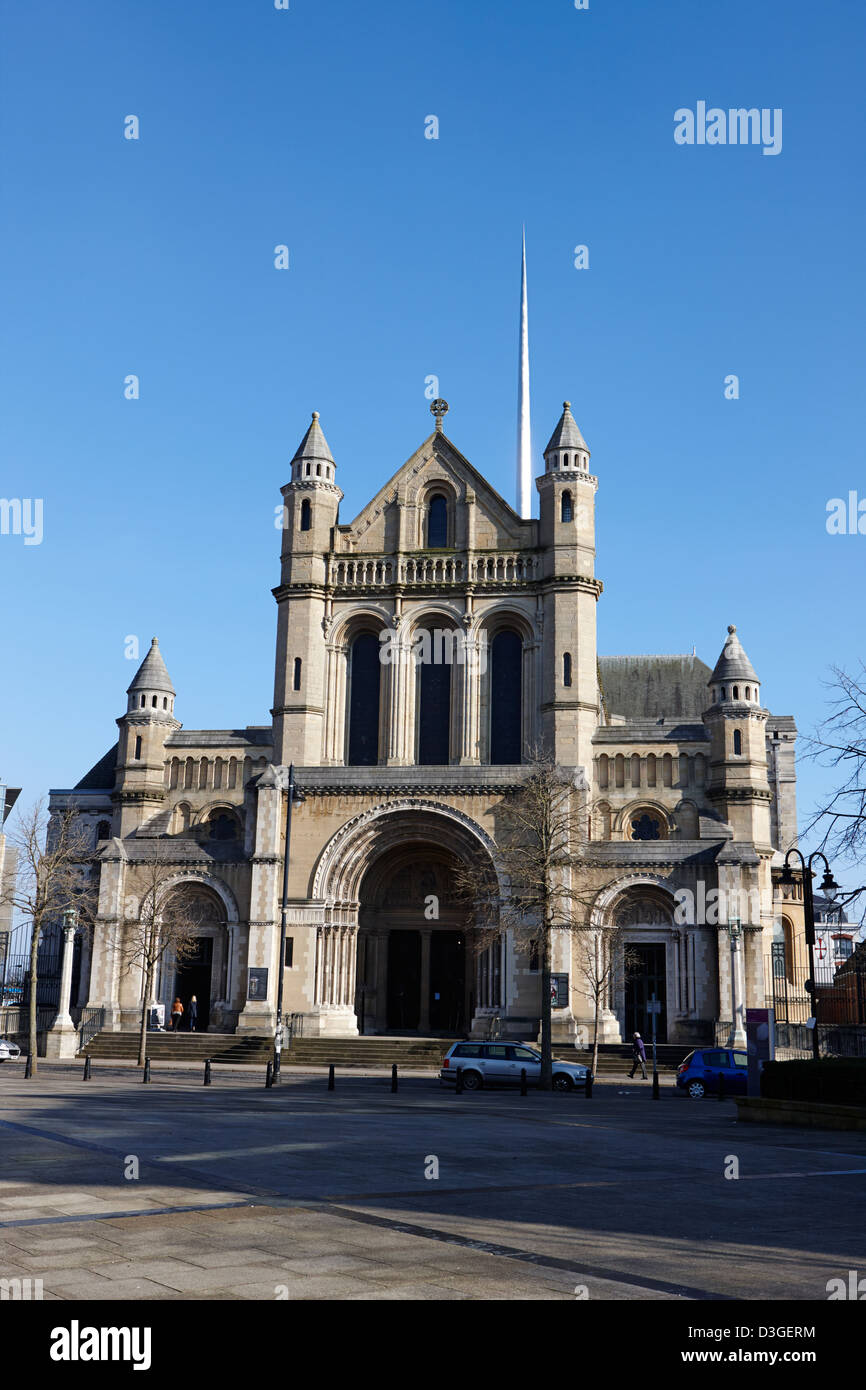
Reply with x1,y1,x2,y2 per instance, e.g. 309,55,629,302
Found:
115,638,180,834
289,411,336,484
707,624,761,706
543,402,590,475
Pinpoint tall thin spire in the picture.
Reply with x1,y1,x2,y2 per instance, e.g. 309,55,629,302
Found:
516,227,532,519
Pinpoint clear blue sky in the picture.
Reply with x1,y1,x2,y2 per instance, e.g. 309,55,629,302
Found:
1,0,864,880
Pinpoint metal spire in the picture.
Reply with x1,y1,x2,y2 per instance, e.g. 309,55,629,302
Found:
516,227,532,519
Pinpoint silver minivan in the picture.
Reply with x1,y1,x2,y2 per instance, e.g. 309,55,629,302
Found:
440,1041,588,1092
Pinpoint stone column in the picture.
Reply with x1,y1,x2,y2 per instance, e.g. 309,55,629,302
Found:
458,632,481,764
419,929,432,1032
45,922,79,1058
386,635,413,765
728,930,747,1048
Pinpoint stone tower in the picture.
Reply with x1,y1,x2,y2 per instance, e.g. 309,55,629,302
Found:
272,412,343,766
536,402,601,770
113,638,180,836
703,624,772,848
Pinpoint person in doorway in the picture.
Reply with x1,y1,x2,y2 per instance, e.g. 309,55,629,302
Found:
171,997,184,1031
628,1031,648,1079
188,995,198,1032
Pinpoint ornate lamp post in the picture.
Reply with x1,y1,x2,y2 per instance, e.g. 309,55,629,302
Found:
273,765,304,1082
726,915,746,1049
779,850,839,1061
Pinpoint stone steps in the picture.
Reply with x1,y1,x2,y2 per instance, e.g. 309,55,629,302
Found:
285,1037,455,1067
83,1033,272,1064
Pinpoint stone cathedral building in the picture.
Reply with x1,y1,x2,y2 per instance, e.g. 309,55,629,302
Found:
50,400,805,1048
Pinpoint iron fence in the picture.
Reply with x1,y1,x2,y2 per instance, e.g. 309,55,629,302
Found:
78,1007,105,1052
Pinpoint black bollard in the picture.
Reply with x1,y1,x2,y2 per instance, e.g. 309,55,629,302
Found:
585,1070,593,1099
143,1058,151,1084
327,1063,335,1092
391,1063,398,1093
265,1060,273,1088
520,1067,527,1096
455,1066,464,1094
204,1058,212,1087
24,1053,33,1079
717,1070,725,1102
652,1070,660,1101
83,1055,92,1081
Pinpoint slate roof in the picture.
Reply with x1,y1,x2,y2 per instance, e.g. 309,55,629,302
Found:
291,411,335,465
598,655,714,721
73,744,119,790
544,401,588,455
709,625,760,685
127,638,175,696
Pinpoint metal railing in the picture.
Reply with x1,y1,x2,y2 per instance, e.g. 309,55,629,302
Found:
78,1007,105,1052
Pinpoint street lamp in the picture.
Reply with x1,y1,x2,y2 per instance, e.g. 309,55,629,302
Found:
726,916,745,1048
273,765,304,1082
780,849,840,1061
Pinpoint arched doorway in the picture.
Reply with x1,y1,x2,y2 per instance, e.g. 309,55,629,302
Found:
158,884,230,1033
356,845,470,1034
613,891,676,1043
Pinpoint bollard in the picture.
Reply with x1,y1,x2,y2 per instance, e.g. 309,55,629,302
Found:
652,1070,660,1101
24,1053,33,1079
83,1055,92,1081
265,1060,273,1088
717,1071,725,1101
585,1070,593,1099
143,1058,151,1084
327,1063,335,1092
391,1063,398,1093
520,1067,527,1096
455,1066,464,1094
204,1058,212,1087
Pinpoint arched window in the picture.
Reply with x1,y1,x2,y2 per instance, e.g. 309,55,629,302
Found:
300,498,311,531
347,632,381,765
563,652,572,687
163,697,168,709
646,753,657,787
293,658,302,692
426,494,448,548
417,633,452,764
561,490,573,523
209,811,238,841
151,695,157,708
95,820,110,842
745,686,751,701
490,630,522,764
630,754,641,788
733,729,742,755
598,754,609,789
198,759,209,790
134,736,142,761
140,695,145,708
733,685,739,700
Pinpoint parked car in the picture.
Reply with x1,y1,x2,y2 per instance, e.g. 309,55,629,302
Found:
0,1039,21,1062
440,1041,588,1092
676,1047,748,1098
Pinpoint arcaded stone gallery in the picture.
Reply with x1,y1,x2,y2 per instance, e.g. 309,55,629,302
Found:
49,401,806,1048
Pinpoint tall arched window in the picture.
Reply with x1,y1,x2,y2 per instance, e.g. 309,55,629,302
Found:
95,820,110,842
426,494,448,548
417,637,452,764
347,632,381,765
293,658,302,692
300,498,311,531
490,630,522,764
561,490,573,523
733,729,742,755
563,651,572,687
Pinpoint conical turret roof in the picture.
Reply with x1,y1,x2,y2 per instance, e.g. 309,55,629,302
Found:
544,401,588,455
290,411,335,465
127,638,175,696
708,625,759,685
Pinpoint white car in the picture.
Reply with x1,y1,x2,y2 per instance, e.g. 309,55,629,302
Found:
440,1041,588,1092
0,1039,21,1062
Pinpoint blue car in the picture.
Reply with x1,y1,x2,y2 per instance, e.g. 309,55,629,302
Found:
676,1047,748,1098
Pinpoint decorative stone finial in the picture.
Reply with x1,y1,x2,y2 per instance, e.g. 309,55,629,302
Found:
430,399,449,432
563,401,571,409
728,624,736,634
312,411,319,420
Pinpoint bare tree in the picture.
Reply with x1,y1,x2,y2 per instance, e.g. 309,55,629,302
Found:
803,664,866,915
454,752,611,1089
0,800,96,1074
573,927,643,1080
118,847,206,1066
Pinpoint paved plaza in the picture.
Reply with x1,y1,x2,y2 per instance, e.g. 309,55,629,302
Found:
0,1063,864,1301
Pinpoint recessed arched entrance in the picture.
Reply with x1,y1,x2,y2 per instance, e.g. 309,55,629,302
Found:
356,844,469,1034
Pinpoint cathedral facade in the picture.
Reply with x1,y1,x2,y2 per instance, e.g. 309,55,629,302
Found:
49,401,805,1048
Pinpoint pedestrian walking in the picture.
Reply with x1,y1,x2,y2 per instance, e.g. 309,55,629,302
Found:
188,995,198,1032
628,1031,648,1079
171,997,184,1031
